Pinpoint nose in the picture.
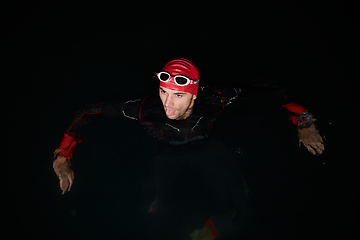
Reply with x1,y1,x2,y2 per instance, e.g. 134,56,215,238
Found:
164,95,174,108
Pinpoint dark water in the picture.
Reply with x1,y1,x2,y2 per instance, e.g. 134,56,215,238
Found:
8,1,357,239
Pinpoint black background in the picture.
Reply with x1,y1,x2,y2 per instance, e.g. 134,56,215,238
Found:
4,0,358,239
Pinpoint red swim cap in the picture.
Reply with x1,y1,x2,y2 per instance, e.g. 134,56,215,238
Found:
160,58,200,95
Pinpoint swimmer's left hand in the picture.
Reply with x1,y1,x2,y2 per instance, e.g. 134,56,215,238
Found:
297,123,325,155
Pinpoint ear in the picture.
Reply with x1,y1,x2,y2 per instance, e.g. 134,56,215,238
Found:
193,94,197,100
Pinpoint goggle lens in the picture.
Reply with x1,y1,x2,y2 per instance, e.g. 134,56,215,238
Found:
174,76,188,85
159,72,170,81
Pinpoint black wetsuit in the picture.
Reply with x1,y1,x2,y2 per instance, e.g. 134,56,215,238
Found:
57,81,301,239
103,86,251,239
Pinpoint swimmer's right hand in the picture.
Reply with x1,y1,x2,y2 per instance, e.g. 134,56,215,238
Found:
53,153,74,195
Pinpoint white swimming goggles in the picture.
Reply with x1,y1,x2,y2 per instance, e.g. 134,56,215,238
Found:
157,72,199,86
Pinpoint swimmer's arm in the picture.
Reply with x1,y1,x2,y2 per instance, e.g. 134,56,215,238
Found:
237,79,325,155
53,98,144,194
53,101,106,195
55,98,142,158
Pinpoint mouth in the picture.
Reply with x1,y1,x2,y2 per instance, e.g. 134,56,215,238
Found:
165,108,176,117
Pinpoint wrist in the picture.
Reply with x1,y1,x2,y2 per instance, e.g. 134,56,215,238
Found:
55,155,68,163
295,112,314,129
56,133,79,158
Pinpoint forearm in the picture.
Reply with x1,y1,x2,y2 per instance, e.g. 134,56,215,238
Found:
55,98,141,158
241,79,324,154
282,102,314,128
56,133,81,158
55,102,104,158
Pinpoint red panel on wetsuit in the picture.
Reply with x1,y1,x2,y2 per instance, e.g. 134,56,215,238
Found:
282,102,307,115
206,215,224,238
282,102,308,125
57,133,80,158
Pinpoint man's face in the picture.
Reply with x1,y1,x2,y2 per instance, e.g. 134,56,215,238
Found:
159,86,197,120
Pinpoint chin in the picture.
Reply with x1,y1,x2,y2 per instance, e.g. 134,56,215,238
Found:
166,114,178,120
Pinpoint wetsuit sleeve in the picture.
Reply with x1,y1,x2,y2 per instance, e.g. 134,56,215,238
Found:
237,79,310,127
281,99,308,126
56,99,142,158
215,87,240,107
